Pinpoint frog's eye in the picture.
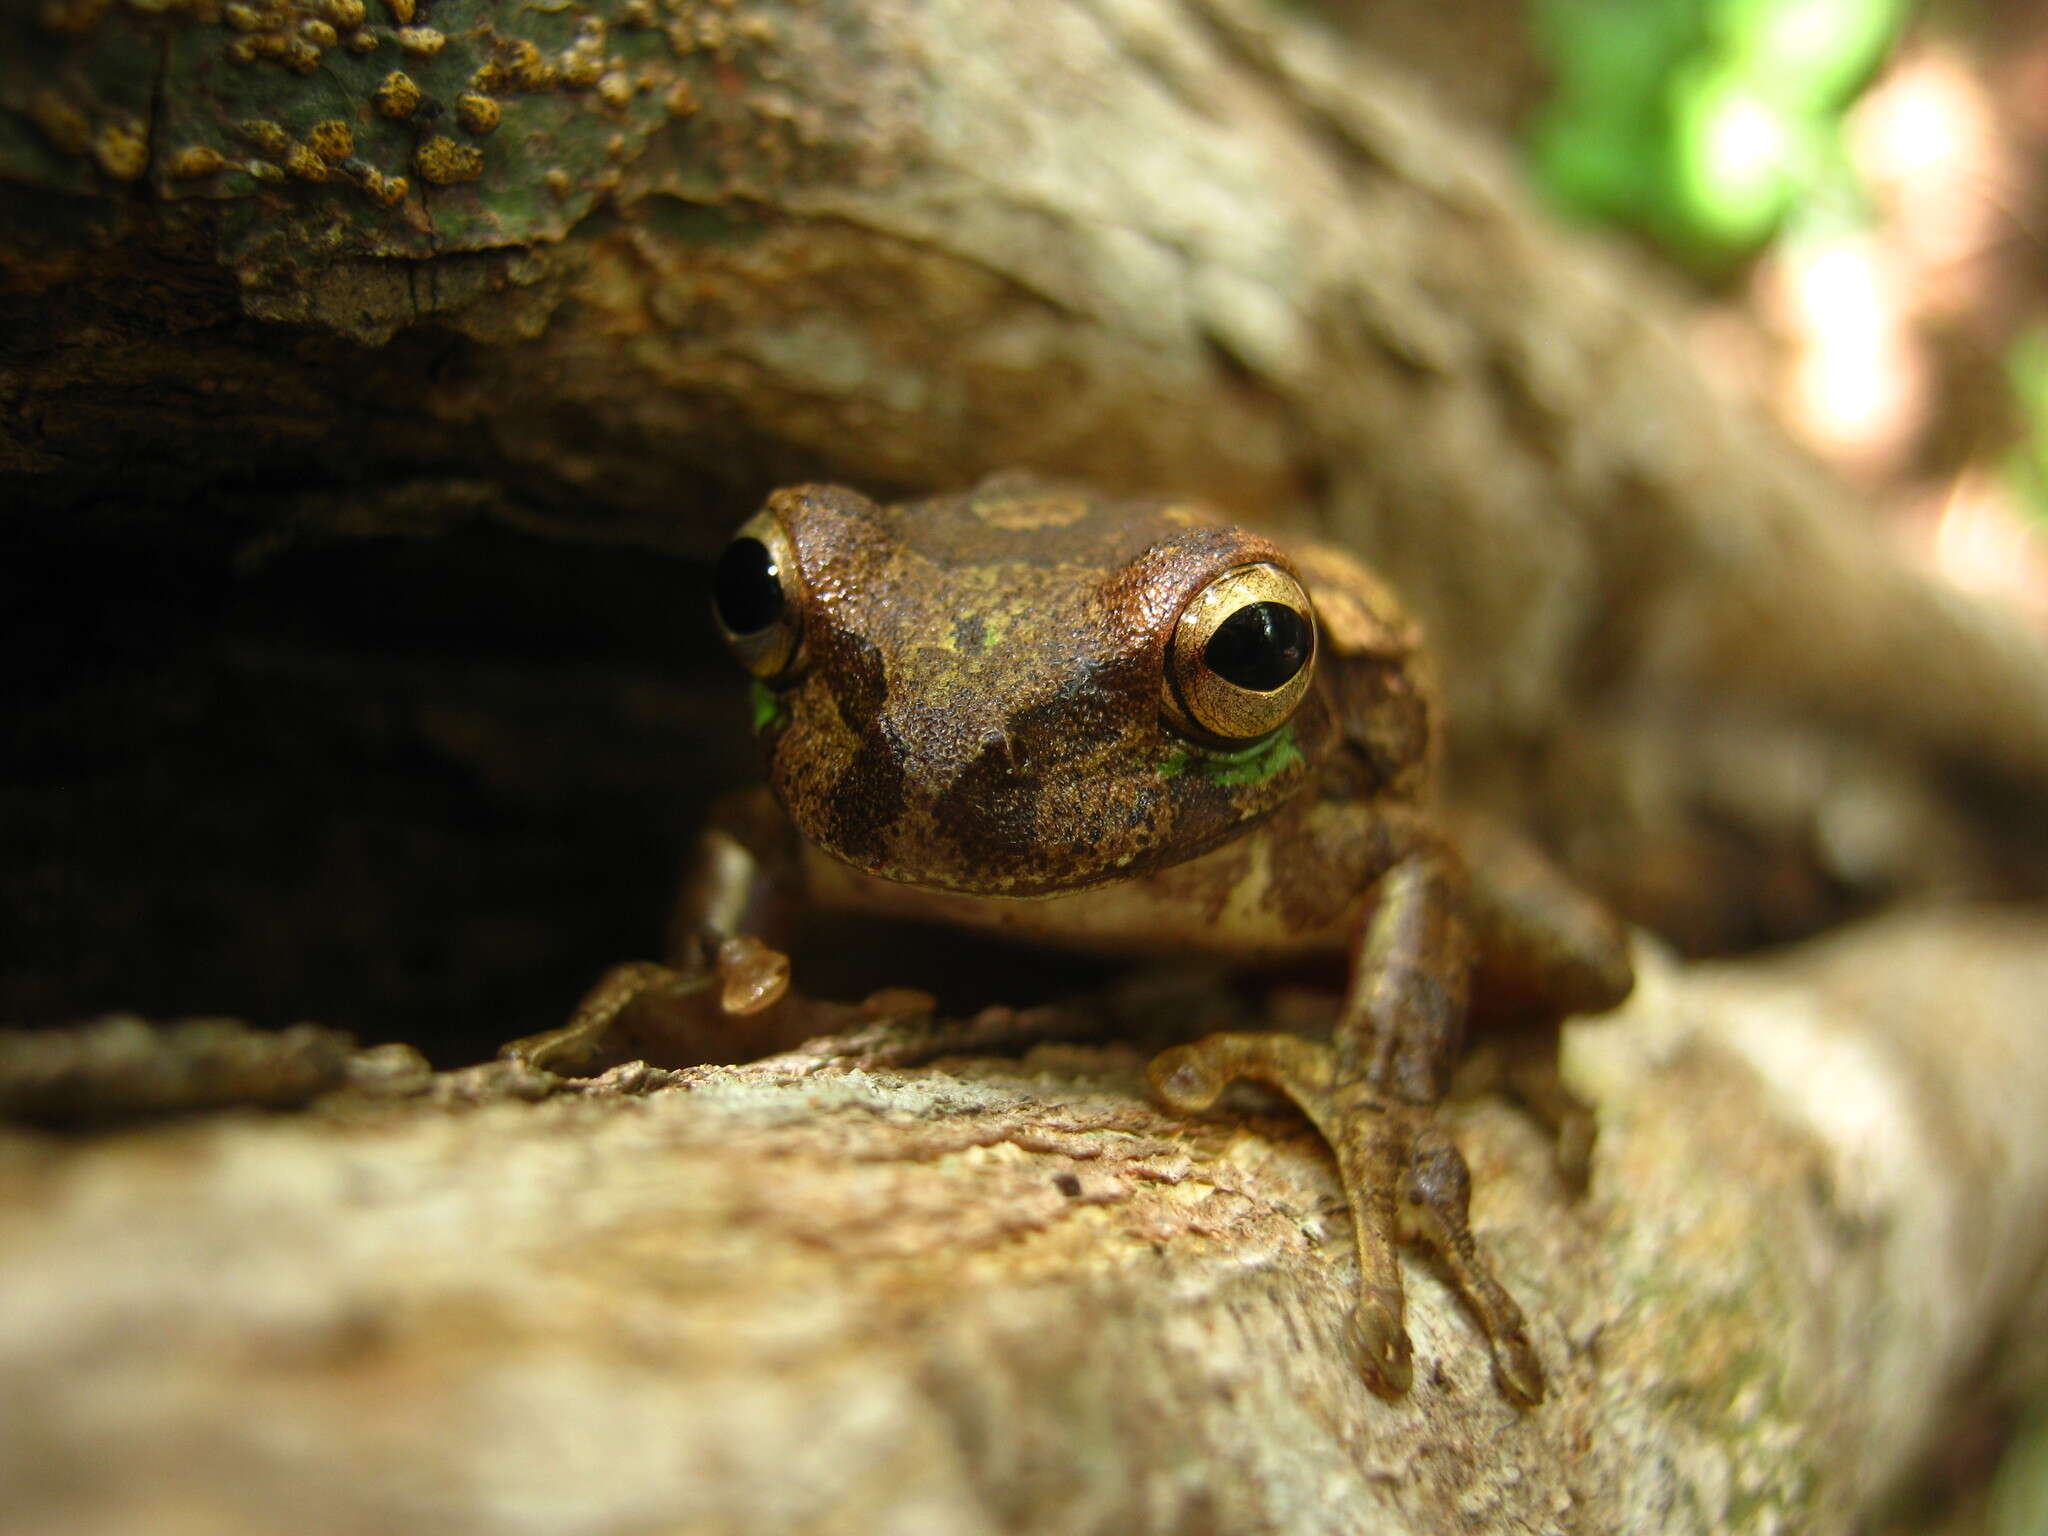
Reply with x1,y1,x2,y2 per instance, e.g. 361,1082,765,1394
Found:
713,512,804,681
1164,562,1317,743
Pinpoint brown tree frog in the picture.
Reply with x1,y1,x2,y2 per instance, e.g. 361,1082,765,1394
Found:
510,476,1634,1407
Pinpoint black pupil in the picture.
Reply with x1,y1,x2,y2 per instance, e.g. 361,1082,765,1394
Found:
1204,601,1310,692
713,537,784,635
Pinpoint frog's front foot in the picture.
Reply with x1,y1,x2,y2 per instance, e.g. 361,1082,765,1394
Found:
1148,1032,1544,1407
502,938,793,1076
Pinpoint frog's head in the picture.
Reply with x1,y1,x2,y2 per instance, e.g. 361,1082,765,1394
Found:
710,479,1344,897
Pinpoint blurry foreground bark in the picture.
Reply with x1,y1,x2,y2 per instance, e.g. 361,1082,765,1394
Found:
5,909,2048,1534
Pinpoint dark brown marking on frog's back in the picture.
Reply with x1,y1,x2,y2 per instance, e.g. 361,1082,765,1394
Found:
930,655,1153,880
812,623,903,870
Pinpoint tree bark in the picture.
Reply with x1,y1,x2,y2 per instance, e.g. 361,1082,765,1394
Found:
6,4,2048,1529
5,0,2046,839
4,908,2047,1535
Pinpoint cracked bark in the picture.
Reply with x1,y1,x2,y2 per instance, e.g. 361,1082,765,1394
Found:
5,911,2048,1534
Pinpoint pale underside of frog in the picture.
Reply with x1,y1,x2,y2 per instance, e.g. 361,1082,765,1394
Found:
509,475,1635,1407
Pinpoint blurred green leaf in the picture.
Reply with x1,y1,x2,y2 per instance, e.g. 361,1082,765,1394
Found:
1714,0,1908,111
1669,63,1800,248
2005,328,2048,524
1533,0,1699,103
1527,107,1659,220
1525,0,1906,268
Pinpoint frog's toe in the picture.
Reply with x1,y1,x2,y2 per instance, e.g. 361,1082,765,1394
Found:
1552,1103,1596,1193
502,960,719,1076
1347,1288,1414,1398
1146,1043,1230,1112
1398,1123,1548,1408
1147,1031,1337,1117
1493,1332,1546,1408
715,936,791,1015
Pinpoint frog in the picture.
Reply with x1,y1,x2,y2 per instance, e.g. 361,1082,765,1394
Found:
508,474,1635,1407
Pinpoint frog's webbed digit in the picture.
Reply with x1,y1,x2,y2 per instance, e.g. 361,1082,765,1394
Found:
1148,850,1546,1407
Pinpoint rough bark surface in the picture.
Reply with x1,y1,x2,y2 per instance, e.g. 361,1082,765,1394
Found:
4,908,2048,1535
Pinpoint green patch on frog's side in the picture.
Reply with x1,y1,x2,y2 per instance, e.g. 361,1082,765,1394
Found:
750,680,787,734
1159,726,1302,786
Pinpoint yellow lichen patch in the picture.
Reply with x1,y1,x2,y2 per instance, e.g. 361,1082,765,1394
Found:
367,171,410,205
222,2,262,30
321,0,363,24
413,135,482,184
380,0,410,21
559,48,604,88
279,36,321,72
167,144,227,178
664,80,699,117
307,119,353,162
92,121,149,181
298,18,336,47
596,70,633,108
503,40,556,90
237,118,292,156
454,93,500,134
28,91,91,155
373,70,421,117
285,144,329,181
395,25,443,57
342,27,375,51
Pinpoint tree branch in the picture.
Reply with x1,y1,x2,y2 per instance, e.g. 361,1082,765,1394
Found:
4,908,2046,1533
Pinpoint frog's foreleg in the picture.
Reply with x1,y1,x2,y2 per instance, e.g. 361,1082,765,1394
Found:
1147,1029,1415,1395
1336,853,1543,1406
1150,852,1545,1406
